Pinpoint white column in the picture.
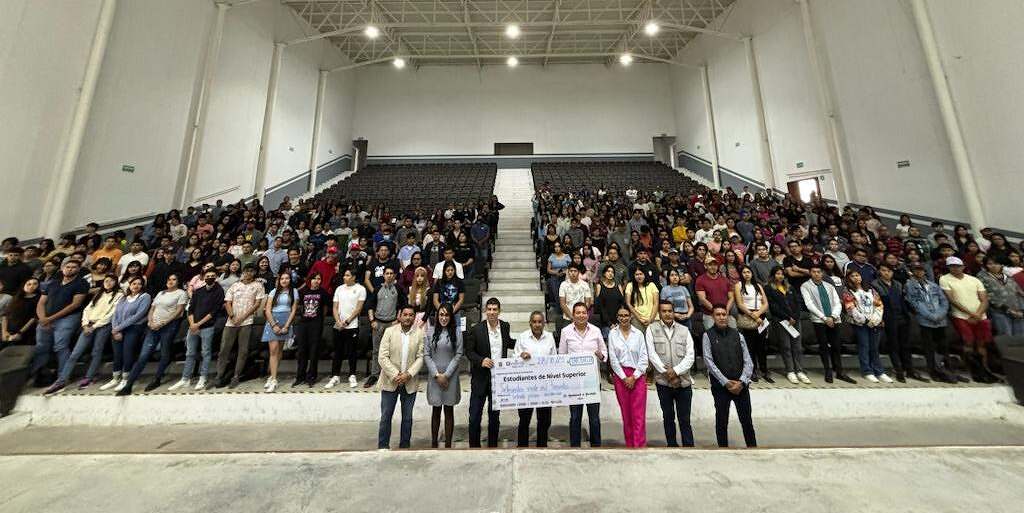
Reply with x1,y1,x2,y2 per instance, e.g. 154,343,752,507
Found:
700,64,721,188
744,36,777,193
177,1,229,209
253,42,285,204
910,0,987,234
798,0,851,208
42,0,118,238
307,70,328,194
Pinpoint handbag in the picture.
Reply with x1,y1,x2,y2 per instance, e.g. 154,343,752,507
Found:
735,313,759,330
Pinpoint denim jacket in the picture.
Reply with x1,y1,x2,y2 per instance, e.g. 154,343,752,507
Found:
904,278,948,328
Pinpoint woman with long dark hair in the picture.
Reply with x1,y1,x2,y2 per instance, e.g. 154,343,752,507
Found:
733,266,772,382
624,268,658,330
843,270,890,384
423,303,464,448
1,278,41,348
292,273,330,387
765,266,810,384
262,271,298,392
47,275,123,393
103,276,151,391
117,273,188,395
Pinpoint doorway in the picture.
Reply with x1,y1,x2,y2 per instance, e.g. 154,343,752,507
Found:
787,177,821,203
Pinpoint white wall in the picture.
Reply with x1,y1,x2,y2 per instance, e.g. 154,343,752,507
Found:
670,0,1021,232
0,0,103,239
352,63,675,156
0,0,357,238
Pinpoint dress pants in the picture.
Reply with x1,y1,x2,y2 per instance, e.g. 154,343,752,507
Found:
568,402,602,447
517,407,552,447
812,322,844,377
468,391,501,447
710,381,757,448
216,325,252,381
655,384,694,447
612,367,647,448
884,317,914,374
379,387,416,449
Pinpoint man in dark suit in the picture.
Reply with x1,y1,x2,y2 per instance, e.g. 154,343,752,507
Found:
465,297,515,448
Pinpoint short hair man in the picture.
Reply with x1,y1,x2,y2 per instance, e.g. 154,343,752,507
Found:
702,304,756,448
31,260,89,385
800,264,856,384
465,298,515,447
559,302,608,447
645,300,696,447
377,306,424,449
514,311,556,447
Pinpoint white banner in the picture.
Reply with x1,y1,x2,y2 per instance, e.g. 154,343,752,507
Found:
490,354,602,410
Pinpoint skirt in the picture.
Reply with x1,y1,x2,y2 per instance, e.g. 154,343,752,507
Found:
261,310,294,342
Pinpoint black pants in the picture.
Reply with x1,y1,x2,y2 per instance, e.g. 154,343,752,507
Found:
710,381,757,448
656,384,694,447
517,407,552,447
468,391,501,448
884,316,913,373
740,327,769,375
294,321,322,381
918,325,949,371
331,327,358,377
812,323,844,376
568,402,602,447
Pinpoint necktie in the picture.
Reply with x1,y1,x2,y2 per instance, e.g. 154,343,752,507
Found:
817,282,832,317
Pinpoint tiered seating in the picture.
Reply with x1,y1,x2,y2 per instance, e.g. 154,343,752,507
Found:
531,160,699,196
317,163,497,213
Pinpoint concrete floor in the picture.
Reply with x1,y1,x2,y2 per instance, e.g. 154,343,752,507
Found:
1,446,1022,513
1,417,1021,453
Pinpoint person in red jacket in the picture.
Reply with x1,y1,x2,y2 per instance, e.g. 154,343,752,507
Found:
307,247,339,294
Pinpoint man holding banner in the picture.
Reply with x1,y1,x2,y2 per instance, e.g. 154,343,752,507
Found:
466,298,515,448
513,311,557,447
558,302,608,447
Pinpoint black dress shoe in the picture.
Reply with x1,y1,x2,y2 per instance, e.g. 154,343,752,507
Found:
895,371,906,383
144,380,161,392
363,375,378,388
762,373,775,384
907,372,930,383
824,373,834,384
835,374,857,384
291,378,303,388
228,377,240,389
115,386,132,397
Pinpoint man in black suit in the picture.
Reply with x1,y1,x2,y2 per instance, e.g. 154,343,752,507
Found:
466,297,515,448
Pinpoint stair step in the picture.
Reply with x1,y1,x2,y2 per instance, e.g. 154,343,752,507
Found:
487,281,540,291
483,293,544,304
487,269,537,280
491,261,536,270
493,252,534,262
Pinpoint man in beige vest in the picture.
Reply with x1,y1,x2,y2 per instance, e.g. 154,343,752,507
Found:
377,306,424,449
644,300,696,447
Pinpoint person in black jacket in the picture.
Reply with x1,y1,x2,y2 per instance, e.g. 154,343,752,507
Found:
765,266,810,385
702,304,757,448
874,263,928,383
465,297,515,448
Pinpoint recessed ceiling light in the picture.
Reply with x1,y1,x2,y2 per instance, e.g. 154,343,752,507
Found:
365,25,380,39
505,24,520,39
644,21,659,36
619,53,634,65
393,57,406,69
507,56,519,67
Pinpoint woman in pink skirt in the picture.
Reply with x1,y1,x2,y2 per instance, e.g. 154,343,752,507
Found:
608,306,649,447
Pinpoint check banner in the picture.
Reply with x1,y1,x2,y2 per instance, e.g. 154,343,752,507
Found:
490,354,601,410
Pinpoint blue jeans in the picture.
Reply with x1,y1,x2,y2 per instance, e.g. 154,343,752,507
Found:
182,326,216,380
379,387,416,449
990,310,1024,337
58,324,112,383
118,323,147,375
31,313,81,376
568,402,602,447
126,319,182,387
854,325,885,376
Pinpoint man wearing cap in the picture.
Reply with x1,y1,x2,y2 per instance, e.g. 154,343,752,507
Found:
695,258,735,330
340,241,368,288
308,246,340,293
939,256,999,383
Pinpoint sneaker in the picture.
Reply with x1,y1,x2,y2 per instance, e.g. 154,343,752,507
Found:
265,378,277,393
143,380,162,392
194,377,207,390
878,373,894,384
115,386,132,397
348,374,358,388
77,378,92,390
44,381,66,395
797,372,812,384
865,374,880,383
786,372,799,384
168,379,190,391
114,378,129,392
324,375,341,389
762,373,775,384
263,377,273,391
835,374,857,384
99,373,122,391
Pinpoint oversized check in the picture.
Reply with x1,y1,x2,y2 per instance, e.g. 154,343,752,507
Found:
490,354,601,410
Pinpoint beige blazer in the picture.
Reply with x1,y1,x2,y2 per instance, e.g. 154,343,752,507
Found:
377,324,425,393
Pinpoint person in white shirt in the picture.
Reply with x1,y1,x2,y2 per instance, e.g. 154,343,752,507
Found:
645,300,696,447
557,264,593,342
608,306,649,448
432,247,465,281
117,241,150,278
514,311,557,447
328,269,366,389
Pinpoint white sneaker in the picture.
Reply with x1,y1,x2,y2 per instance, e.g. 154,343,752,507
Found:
194,377,207,390
786,372,799,384
168,379,190,391
324,376,341,389
99,373,122,391
865,374,880,383
878,373,894,384
348,375,358,388
797,372,812,384
265,378,277,393
263,377,273,390
113,377,129,392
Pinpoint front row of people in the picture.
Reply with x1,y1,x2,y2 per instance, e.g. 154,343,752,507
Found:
375,297,755,449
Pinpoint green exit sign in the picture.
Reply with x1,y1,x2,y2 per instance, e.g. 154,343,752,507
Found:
122,164,135,173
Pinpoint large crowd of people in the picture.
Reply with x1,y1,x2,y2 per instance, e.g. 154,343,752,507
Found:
0,170,1021,449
